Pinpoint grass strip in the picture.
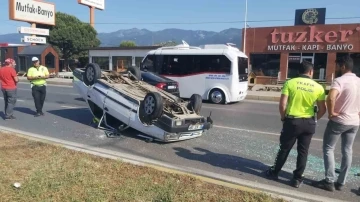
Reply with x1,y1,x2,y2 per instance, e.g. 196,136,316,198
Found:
0,132,286,202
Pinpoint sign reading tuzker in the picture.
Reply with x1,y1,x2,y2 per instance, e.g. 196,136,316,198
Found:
267,25,360,51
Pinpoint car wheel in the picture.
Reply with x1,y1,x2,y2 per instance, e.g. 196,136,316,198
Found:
209,89,225,104
187,94,202,114
140,92,163,123
127,66,141,81
84,63,101,86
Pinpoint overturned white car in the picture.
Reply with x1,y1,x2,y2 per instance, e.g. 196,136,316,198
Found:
72,63,213,142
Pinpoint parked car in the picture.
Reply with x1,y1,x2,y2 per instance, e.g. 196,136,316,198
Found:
141,71,180,96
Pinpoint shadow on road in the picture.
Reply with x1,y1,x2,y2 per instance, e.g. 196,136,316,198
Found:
173,147,294,184
47,108,91,126
15,107,36,115
351,188,360,196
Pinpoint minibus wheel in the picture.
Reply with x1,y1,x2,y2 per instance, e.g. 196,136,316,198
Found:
209,89,225,104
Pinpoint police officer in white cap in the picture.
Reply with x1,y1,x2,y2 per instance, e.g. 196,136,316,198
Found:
26,57,50,117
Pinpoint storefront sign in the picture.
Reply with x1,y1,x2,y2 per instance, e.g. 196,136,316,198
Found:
77,0,105,10
23,36,47,44
294,8,326,26
18,26,49,36
268,25,360,52
9,0,56,25
268,44,354,51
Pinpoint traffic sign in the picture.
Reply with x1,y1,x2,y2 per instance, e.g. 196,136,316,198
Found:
23,36,47,44
18,27,49,36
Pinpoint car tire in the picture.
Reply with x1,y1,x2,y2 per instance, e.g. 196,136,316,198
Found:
187,94,202,114
140,92,163,123
84,63,101,86
127,66,141,81
209,88,225,104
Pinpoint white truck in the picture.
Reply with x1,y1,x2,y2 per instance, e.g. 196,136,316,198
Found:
72,63,213,142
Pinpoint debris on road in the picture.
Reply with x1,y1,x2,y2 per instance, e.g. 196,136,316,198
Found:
13,182,21,188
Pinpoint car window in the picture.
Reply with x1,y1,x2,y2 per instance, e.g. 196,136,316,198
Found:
141,72,168,82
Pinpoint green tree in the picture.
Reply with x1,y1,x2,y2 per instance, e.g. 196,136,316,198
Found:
155,41,178,47
38,12,100,66
119,40,136,47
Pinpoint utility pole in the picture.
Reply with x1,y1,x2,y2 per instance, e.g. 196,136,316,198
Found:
243,0,248,55
90,6,95,28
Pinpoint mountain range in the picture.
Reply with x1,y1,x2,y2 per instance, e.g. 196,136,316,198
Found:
0,28,243,48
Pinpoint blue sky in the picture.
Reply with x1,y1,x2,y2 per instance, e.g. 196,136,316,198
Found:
1,0,359,34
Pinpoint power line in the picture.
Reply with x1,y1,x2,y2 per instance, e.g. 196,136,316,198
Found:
91,16,360,25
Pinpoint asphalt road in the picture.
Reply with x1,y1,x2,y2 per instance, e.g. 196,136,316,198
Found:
1,82,360,202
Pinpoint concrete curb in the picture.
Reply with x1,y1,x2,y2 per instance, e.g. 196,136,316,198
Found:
0,126,347,202
245,95,280,102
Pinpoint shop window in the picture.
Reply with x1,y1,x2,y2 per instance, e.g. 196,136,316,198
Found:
336,53,360,77
250,54,280,77
314,53,327,81
287,53,301,78
112,56,132,72
92,57,109,70
288,53,327,80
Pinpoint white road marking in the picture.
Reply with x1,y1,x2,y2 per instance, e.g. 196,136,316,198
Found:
60,105,78,109
0,97,24,102
214,125,323,142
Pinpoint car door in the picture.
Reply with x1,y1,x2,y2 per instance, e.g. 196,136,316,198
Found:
103,87,132,125
87,83,108,112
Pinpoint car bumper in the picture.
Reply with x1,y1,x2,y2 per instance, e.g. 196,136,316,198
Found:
155,116,213,142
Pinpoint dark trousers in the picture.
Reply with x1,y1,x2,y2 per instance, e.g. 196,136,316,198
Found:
31,85,46,113
2,89,17,118
271,117,316,180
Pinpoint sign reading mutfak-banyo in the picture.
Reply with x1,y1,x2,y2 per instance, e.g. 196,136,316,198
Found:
243,24,360,53
9,0,56,25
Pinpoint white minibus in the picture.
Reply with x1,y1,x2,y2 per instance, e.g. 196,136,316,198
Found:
141,41,248,104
